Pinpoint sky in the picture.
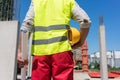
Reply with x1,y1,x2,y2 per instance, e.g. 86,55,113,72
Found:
20,0,120,54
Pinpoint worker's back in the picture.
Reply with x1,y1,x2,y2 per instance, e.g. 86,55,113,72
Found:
33,0,74,26
32,0,75,55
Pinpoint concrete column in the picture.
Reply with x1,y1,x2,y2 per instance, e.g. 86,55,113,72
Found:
21,32,29,80
111,51,115,68
99,16,108,80
27,32,33,79
0,21,19,80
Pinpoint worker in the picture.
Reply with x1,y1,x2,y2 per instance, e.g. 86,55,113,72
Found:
17,0,91,80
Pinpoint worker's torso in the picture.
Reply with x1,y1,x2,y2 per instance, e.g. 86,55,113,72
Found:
32,0,75,55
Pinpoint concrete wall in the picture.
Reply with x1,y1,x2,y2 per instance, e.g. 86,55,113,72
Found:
0,21,19,80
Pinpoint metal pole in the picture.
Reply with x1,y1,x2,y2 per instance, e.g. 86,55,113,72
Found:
21,32,28,80
113,51,116,68
111,51,114,68
99,16,108,80
27,32,33,79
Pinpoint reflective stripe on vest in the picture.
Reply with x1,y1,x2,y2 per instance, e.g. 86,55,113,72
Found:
32,25,69,45
32,36,67,45
33,24,69,32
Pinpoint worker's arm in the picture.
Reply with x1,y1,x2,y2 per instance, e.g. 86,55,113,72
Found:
80,27,90,45
71,1,91,49
73,23,90,49
17,2,34,68
17,32,27,68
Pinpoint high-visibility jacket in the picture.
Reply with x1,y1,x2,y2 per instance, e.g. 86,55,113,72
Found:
32,0,75,55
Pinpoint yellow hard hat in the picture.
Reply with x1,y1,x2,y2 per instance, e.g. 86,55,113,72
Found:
68,27,81,45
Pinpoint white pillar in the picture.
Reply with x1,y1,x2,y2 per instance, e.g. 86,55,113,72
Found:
99,16,108,80
111,51,114,68
27,32,33,79
21,32,29,80
0,21,19,80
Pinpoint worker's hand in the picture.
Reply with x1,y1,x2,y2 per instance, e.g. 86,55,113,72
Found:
72,40,84,49
17,52,28,68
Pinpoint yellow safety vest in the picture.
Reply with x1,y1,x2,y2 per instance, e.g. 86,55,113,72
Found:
32,0,75,55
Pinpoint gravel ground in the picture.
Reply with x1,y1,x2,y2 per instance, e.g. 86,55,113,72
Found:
74,70,120,80
17,70,120,80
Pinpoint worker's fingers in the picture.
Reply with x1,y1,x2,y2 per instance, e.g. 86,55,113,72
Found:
18,63,25,68
72,43,79,49
17,58,24,68
72,41,83,49
17,56,28,68
17,52,27,68
72,45,80,49
24,59,28,65
18,59,28,68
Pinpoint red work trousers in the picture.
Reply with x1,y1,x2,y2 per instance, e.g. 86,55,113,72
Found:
31,51,74,80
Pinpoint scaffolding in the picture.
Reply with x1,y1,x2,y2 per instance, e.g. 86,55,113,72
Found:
0,0,20,21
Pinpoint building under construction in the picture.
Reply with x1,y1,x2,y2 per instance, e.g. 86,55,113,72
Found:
0,0,20,21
